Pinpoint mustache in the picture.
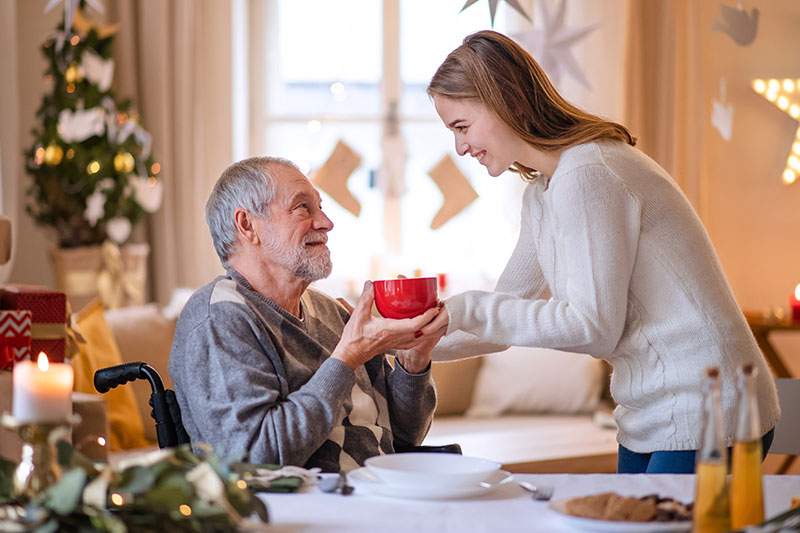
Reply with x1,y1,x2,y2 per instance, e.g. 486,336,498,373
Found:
303,233,328,245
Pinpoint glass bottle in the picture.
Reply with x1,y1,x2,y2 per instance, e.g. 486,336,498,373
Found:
693,367,731,533
731,363,764,528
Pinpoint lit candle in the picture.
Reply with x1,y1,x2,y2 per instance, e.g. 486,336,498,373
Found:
12,352,73,424
791,284,800,322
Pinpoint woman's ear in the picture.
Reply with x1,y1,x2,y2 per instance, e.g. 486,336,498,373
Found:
233,208,260,246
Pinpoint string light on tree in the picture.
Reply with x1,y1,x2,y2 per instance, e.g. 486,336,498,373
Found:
752,78,800,185
86,160,101,175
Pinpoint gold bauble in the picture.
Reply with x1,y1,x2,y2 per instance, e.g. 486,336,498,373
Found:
113,152,135,174
44,144,63,166
64,63,81,84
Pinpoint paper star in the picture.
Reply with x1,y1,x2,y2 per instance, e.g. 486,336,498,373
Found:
511,0,597,90
752,78,800,185
460,0,531,27
711,78,734,141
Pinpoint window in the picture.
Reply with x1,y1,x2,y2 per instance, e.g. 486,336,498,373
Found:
253,0,531,299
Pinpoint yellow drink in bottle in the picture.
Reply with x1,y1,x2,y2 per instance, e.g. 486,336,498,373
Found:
731,440,764,527
694,462,730,533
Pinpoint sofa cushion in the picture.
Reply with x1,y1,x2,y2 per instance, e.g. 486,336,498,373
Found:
105,304,177,443
72,299,150,450
431,357,483,416
467,347,604,417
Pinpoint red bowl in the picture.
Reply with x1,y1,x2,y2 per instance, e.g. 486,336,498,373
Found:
373,277,438,319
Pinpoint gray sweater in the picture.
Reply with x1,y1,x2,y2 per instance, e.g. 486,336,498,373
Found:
168,269,436,472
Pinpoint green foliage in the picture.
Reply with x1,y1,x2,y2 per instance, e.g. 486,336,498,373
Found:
24,12,160,248
0,444,271,532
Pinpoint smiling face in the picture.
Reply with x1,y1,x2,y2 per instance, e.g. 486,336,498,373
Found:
433,95,524,177
254,164,334,282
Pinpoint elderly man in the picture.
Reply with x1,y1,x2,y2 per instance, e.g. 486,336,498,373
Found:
169,156,443,472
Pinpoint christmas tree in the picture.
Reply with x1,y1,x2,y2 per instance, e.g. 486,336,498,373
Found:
24,4,162,249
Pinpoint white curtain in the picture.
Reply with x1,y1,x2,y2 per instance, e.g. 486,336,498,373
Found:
109,0,236,303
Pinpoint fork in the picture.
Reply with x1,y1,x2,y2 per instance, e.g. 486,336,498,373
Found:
518,481,554,501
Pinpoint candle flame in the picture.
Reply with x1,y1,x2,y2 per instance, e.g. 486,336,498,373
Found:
37,352,49,371
795,284,800,300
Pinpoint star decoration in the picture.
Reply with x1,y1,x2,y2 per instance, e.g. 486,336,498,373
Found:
72,9,119,40
752,78,800,185
511,0,597,90
460,0,531,27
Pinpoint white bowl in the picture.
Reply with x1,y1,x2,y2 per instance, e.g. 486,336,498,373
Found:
364,453,501,489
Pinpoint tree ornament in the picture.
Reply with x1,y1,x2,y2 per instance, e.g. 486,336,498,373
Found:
105,217,132,244
86,160,101,175
81,50,114,92
34,146,46,166
64,63,82,84
44,144,64,166
113,152,135,174
57,107,105,143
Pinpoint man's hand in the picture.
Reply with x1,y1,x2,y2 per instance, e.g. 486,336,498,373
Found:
332,281,441,370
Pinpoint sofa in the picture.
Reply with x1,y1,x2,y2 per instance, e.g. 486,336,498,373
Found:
102,302,618,473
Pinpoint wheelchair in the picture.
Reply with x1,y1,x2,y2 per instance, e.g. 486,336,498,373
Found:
94,362,461,455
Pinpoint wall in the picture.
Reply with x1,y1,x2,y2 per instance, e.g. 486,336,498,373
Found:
695,1,800,372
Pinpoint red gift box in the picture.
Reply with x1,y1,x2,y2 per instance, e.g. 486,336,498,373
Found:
0,285,67,363
0,310,32,370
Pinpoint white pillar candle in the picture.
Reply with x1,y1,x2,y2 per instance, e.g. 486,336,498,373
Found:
12,352,74,424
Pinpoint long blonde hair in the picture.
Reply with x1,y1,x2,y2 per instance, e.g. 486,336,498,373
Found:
428,30,635,180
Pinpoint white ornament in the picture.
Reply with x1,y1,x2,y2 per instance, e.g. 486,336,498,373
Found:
81,50,114,92
84,190,106,227
129,176,163,213
105,217,132,244
511,0,597,90
57,107,105,143
711,78,734,141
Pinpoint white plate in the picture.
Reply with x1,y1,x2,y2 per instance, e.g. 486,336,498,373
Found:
347,467,512,500
548,499,691,532
364,453,500,489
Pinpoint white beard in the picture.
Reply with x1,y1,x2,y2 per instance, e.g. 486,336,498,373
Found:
261,231,332,282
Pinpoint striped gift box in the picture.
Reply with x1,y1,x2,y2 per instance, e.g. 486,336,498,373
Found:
0,309,32,370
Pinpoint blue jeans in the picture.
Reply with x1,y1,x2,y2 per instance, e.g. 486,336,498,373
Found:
617,429,775,474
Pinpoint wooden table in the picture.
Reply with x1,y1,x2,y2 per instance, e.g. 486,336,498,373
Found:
744,311,800,378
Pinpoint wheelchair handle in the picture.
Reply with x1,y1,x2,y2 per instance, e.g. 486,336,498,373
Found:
94,362,166,395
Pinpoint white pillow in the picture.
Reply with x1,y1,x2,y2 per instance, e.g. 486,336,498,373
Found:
466,346,604,417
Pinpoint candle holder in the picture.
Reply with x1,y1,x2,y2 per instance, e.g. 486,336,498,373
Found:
1,413,80,500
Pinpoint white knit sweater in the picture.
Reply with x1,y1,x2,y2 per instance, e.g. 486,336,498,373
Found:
433,140,780,453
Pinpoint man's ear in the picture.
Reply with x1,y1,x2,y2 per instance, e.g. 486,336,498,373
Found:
233,208,260,246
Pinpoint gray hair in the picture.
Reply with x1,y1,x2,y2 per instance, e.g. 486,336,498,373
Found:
205,156,300,263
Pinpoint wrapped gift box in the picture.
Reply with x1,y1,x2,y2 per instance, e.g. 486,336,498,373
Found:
0,285,67,362
0,310,32,370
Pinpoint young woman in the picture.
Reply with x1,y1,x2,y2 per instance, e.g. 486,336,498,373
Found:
419,30,779,474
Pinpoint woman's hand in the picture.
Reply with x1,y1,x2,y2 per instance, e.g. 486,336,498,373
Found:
332,282,441,370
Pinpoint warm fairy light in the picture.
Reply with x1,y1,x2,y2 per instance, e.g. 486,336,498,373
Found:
236,479,247,490
179,504,192,516
87,160,101,174
66,83,76,94
70,35,80,46
97,437,106,446
37,352,49,372
754,78,800,186
34,147,45,165
111,493,124,506
66,148,75,159
150,162,161,175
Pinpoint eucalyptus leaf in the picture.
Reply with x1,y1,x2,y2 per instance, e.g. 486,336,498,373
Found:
114,465,156,495
43,468,86,516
